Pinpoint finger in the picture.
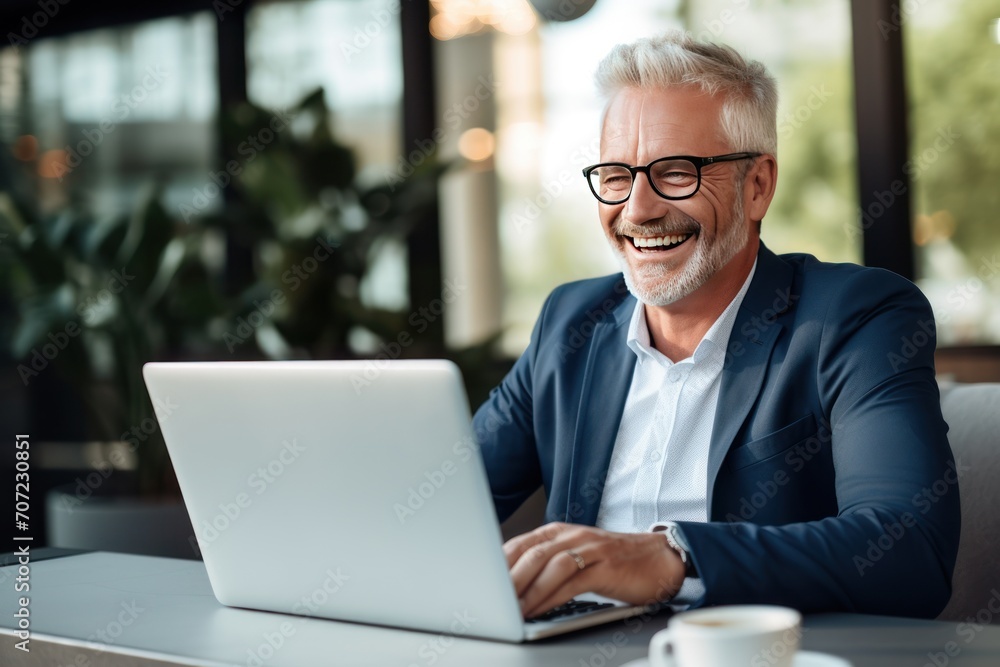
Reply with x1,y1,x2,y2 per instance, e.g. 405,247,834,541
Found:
509,525,597,597
524,577,591,619
509,539,564,597
523,556,603,619
502,522,567,569
519,542,604,617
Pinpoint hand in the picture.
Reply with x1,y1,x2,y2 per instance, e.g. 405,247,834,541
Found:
503,522,686,618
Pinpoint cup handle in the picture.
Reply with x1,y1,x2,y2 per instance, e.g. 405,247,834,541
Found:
648,629,675,667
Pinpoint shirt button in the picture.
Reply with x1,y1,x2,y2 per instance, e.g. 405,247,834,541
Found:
668,372,679,383
650,450,662,462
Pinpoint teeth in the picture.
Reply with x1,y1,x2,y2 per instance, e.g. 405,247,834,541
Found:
631,233,691,249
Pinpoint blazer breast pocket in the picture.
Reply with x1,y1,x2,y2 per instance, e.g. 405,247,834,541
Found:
728,413,818,471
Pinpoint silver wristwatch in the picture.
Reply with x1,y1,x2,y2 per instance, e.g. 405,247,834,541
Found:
660,523,699,578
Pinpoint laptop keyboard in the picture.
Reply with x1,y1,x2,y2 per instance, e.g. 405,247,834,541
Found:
525,599,616,623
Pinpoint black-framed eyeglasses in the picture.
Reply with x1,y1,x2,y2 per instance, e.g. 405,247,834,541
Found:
582,152,761,205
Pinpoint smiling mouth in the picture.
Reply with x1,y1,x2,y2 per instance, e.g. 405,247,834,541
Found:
627,233,693,252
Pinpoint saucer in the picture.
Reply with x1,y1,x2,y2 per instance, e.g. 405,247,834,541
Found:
619,650,852,667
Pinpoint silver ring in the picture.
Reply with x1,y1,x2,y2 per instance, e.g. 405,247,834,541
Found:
566,550,587,571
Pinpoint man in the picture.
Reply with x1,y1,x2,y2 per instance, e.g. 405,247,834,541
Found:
472,32,959,620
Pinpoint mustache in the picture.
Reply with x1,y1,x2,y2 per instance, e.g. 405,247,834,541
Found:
613,213,702,238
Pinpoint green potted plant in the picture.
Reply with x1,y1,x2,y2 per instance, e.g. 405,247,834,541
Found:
0,160,237,554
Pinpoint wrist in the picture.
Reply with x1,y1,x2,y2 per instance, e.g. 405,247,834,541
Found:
642,531,686,600
651,522,699,579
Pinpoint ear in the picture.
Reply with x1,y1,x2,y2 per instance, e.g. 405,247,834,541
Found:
744,154,778,224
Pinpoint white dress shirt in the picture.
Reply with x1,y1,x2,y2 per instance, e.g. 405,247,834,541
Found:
595,260,757,600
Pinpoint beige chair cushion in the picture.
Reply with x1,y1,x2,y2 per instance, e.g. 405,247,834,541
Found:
937,382,1000,623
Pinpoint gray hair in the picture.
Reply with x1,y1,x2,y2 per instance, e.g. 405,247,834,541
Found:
595,31,778,155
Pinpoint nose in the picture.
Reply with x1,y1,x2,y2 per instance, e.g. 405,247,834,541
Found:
622,170,668,226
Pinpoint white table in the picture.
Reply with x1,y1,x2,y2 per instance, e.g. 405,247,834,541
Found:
2,551,999,666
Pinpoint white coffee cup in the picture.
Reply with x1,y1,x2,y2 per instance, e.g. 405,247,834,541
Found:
649,605,802,667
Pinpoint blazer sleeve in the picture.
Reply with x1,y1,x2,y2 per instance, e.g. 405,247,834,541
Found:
472,289,556,523
675,270,960,618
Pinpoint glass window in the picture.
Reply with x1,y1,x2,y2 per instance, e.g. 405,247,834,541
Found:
906,0,1000,345
247,0,406,311
493,0,858,354
247,0,403,180
5,13,218,219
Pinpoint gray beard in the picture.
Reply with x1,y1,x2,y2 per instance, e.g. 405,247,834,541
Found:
612,195,749,307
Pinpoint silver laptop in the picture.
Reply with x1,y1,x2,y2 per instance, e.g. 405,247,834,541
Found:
142,359,648,642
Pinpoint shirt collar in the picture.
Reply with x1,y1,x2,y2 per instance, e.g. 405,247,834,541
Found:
626,258,758,367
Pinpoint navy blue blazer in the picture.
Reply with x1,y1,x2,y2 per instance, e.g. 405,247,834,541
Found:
472,243,960,618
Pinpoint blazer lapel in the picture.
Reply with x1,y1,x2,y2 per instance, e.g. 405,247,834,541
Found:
706,244,796,516
565,289,636,526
